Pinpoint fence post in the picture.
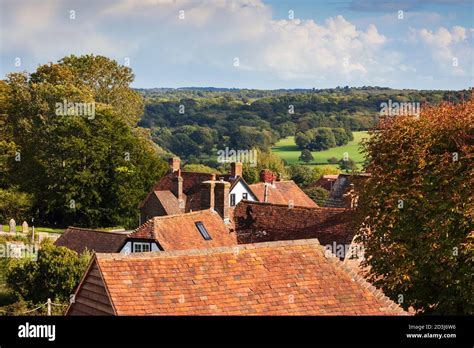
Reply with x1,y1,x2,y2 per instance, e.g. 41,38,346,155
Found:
47,298,51,316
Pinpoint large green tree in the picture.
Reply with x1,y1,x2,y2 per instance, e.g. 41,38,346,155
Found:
356,100,473,314
58,55,143,126
2,55,167,228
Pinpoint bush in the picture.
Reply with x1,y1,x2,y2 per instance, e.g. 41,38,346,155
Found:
327,157,339,164
312,166,341,179
287,165,318,188
303,187,329,206
183,163,217,174
6,240,91,304
338,158,358,172
299,149,314,163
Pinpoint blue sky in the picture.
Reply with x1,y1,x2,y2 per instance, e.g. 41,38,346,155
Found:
1,0,472,89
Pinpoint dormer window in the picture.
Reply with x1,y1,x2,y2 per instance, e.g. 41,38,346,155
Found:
133,242,151,253
195,221,212,240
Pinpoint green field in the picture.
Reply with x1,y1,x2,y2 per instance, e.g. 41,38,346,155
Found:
272,131,369,168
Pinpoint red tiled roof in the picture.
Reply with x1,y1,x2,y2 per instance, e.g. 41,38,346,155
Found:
80,239,407,315
153,172,215,194
153,191,183,215
233,201,355,255
129,209,236,251
54,227,129,253
249,180,318,207
151,172,217,213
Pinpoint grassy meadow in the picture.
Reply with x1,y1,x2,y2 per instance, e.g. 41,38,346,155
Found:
272,131,369,169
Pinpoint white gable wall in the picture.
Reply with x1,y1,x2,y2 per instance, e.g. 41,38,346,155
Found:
119,240,160,253
229,180,255,207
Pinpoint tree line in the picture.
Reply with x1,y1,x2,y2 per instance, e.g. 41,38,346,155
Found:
139,86,470,166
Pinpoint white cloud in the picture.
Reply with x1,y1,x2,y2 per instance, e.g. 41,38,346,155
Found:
411,25,472,76
253,16,386,80
1,0,471,88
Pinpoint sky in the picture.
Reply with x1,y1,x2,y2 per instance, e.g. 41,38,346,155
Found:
0,0,473,89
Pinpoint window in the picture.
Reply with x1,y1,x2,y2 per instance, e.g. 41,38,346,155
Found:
242,193,248,200
195,221,212,240
230,193,236,206
133,242,151,253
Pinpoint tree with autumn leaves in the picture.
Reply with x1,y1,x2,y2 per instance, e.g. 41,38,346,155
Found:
356,98,473,314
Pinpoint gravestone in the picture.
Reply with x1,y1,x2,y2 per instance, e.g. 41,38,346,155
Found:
0,224,3,232
22,221,29,234
9,219,16,233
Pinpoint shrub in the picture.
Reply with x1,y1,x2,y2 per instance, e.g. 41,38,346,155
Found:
6,240,91,304
299,149,314,163
303,187,329,206
287,165,318,188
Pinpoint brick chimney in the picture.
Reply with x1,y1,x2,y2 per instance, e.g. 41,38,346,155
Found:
230,162,243,178
260,169,276,184
200,181,215,210
168,157,180,173
214,180,230,221
171,170,183,201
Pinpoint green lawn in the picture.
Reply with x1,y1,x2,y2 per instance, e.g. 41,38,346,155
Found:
1,225,64,234
272,131,369,168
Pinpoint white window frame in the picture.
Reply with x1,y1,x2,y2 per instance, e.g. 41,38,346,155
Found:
133,242,151,253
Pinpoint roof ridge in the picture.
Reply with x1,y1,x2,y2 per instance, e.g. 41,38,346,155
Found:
152,208,216,220
131,209,218,234
96,238,322,260
325,254,408,315
66,226,130,235
239,200,349,211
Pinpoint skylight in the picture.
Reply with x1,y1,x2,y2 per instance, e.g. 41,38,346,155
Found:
195,221,212,240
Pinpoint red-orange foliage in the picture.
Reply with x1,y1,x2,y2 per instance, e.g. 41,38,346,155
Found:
356,97,473,314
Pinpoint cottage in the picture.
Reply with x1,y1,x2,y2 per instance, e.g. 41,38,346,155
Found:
233,200,355,259
139,158,257,223
121,209,236,253
248,169,318,208
67,239,407,316
310,173,371,208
